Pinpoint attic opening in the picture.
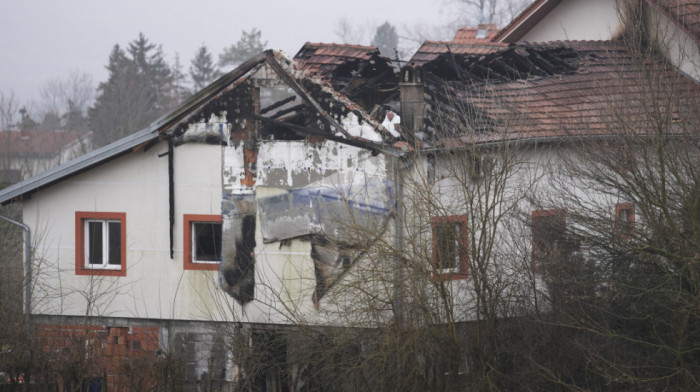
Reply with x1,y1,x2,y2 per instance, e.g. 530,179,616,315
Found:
258,87,305,141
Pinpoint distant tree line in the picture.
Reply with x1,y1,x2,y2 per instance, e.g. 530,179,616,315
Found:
0,29,268,148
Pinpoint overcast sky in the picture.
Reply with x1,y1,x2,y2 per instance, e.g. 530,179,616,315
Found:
0,0,455,106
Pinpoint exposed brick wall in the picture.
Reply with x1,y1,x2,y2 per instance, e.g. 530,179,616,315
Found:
34,323,160,391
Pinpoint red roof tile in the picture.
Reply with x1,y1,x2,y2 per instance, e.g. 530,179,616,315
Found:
0,130,81,156
421,41,699,145
453,24,502,44
294,42,380,76
408,25,506,67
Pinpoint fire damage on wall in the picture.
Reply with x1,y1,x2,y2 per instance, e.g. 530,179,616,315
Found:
163,49,399,308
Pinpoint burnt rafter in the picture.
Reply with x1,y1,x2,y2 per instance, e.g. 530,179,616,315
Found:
294,43,398,112
254,115,402,156
421,43,581,84
268,103,306,120
260,95,297,115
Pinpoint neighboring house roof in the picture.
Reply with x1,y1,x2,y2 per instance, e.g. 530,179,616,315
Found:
453,25,502,44
0,50,398,205
417,40,700,147
0,130,81,157
492,0,563,43
647,0,700,44
408,25,506,67
495,0,700,44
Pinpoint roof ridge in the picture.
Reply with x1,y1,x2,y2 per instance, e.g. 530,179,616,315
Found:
303,42,378,51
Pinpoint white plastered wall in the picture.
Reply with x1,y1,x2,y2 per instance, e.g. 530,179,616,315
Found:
646,5,700,82
399,144,634,323
23,141,235,321
222,139,393,326
520,0,623,42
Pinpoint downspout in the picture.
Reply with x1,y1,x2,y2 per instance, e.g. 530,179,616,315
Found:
158,138,176,259
168,138,175,259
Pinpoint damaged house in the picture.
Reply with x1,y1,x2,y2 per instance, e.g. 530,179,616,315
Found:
1,1,699,389
0,48,401,390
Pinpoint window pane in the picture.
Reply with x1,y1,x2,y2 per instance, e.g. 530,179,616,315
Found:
532,212,566,264
194,222,222,262
108,221,121,265
436,223,458,270
88,221,103,265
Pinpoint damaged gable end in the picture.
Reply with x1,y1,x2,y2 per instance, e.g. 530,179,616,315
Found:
170,50,398,307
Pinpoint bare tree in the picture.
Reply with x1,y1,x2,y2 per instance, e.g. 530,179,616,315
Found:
38,71,94,130
0,90,19,131
519,14,700,389
334,17,374,45
445,0,533,26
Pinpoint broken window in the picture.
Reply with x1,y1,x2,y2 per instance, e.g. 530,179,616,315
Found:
184,214,222,271
431,215,468,279
75,212,126,276
258,87,305,141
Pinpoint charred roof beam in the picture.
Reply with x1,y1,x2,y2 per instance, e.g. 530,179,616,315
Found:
260,95,297,115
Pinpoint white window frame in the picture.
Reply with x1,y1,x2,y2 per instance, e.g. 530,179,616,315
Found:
84,219,122,270
190,221,222,264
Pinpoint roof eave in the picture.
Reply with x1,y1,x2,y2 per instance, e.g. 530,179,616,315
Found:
494,0,563,43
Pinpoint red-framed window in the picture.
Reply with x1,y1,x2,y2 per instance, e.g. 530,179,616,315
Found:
431,215,469,279
75,212,126,277
615,202,635,239
184,214,222,271
531,209,566,271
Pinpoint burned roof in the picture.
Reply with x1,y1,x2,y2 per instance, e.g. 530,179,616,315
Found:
415,40,700,147
408,25,506,67
294,42,398,112
0,50,400,205
294,42,380,76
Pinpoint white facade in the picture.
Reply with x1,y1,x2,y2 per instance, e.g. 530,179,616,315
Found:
22,116,392,327
519,0,623,42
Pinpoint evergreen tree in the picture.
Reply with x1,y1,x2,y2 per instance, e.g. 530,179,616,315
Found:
371,22,399,59
89,34,175,147
190,44,219,92
127,33,174,114
63,99,90,133
218,28,267,69
171,53,190,106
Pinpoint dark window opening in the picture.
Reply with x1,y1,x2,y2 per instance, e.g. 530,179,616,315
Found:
88,221,103,265
184,214,223,271
435,223,459,270
76,211,126,277
86,220,121,267
431,215,468,279
532,209,567,270
615,202,635,239
193,222,222,262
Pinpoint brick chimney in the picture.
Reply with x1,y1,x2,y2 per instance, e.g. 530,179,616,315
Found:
399,67,425,144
